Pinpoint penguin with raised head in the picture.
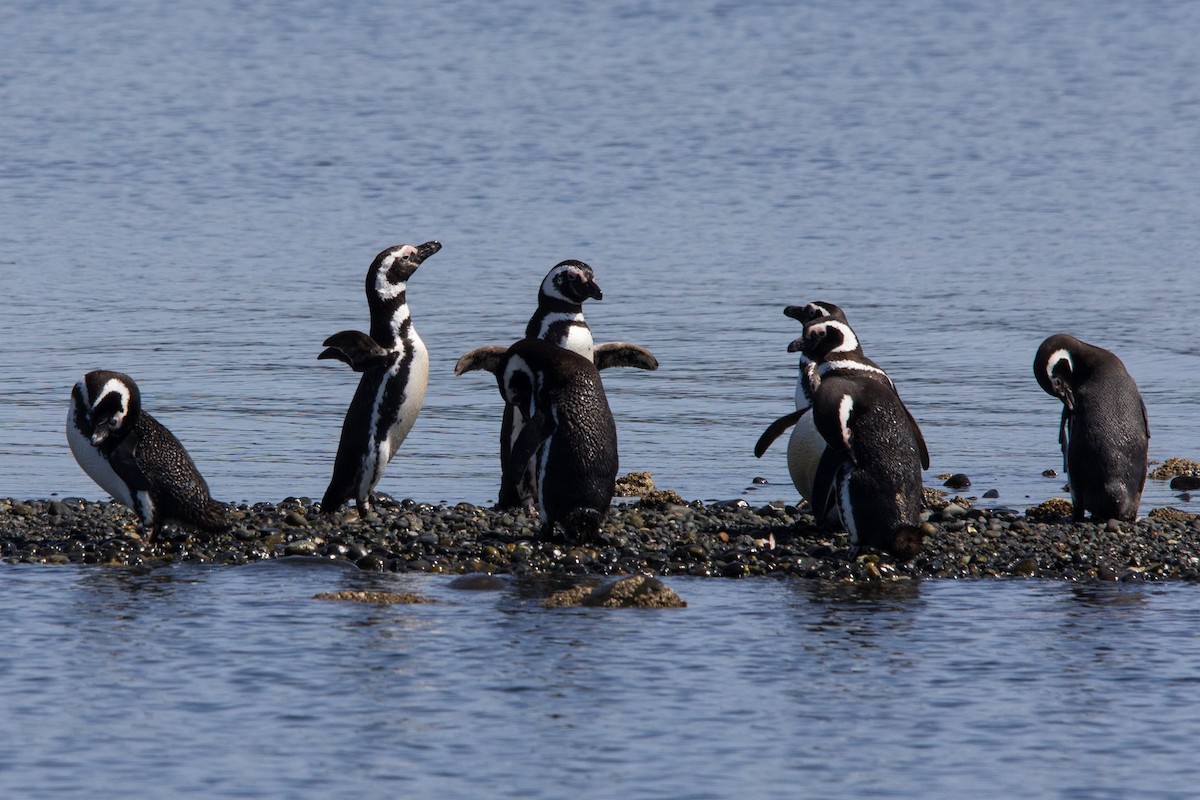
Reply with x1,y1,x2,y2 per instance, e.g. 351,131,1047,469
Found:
319,240,441,514
1034,334,1149,522
455,259,655,510
494,338,618,541
67,370,229,537
810,374,925,560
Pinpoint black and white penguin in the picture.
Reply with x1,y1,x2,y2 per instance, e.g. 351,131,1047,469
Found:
66,370,229,537
755,303,928,516
810,374,925,560
494,338,619,541
319,240,441,514
1034,334,1149,522
455,259,656,510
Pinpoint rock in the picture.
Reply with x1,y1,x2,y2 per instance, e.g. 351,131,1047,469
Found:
312,590,434,604
943,474,972,490
543,575,686,608
1149,457,1200,480
614,471,655,497
1027,498,1073,519
982,489,999,499
1169,475,1200,491
639,490,686,509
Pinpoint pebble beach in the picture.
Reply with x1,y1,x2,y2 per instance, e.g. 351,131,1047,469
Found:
4,464,1200,584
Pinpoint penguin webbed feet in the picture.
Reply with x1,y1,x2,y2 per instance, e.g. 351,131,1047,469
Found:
319,331,390,372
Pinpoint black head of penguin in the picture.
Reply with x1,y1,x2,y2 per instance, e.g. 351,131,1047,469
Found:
789,317,864,361
540,260,603,306
76,370,141,449
364,240,440,318
784,301,849,326
495,338,618,539
1034,333,1090,411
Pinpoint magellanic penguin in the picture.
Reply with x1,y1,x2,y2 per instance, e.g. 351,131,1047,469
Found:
67,370,229,538
810,374,926,561
754,303,928,520
493,338,619,541
319,240,441,514
454,259,656,510
1034,334,1149,522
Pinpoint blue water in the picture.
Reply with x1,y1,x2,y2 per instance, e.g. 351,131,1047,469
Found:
2,564,1200,799
4,1,1200,796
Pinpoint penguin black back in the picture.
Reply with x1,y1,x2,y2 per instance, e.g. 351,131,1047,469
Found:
495,338,618,540
1034,334,1149,521
67,370,228,537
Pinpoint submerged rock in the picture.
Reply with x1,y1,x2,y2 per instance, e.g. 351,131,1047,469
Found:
543,575,687,608
313,590,435,604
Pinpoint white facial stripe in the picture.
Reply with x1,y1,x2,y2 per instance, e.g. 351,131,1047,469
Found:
827,321,859,353
1046,348,1072,382
837,394,854,451
96,378,132,427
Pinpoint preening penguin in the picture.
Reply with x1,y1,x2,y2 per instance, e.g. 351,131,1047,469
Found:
319,240,441,514
67,370,229,537
494,338,619,541
810,375,926,561
1034,334,1149,522
455,259,656,510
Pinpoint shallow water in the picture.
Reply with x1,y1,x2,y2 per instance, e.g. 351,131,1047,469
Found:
1,0,1197,514
3,3,1200,796
2,562,1200,799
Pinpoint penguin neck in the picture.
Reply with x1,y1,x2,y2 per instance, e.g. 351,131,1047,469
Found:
535,293,585,317
371,297,413,350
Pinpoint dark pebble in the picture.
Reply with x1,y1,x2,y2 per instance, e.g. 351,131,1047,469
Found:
982,489,1000,499
943,474,972,490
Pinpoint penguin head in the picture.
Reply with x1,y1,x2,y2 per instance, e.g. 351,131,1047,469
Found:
540,260,603,305
1034,335,1080,408
74,370,140,446
791,318,861,360
784,301,848,326
366,240,441,303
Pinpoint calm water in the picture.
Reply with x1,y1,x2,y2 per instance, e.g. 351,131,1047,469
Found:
2,564,1200,799
3,1,1200,796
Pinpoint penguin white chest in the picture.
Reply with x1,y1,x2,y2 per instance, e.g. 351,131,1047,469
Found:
373,335,429,468
785,414,827,501
66,404,134,507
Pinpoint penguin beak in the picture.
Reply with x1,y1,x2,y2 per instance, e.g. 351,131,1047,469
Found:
786,336,805,353
414,241,442,264
90,421,112,445
586,281,603,301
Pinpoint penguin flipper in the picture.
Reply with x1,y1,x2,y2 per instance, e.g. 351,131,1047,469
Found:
455,345,507,376
811,450,849,525
319,330,389,372
507,411,552,486
754,408,808,458
903,405,931,470
106,434,156,526
594,342,659,371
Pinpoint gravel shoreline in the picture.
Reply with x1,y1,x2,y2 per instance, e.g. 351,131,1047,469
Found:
3,481,1200,582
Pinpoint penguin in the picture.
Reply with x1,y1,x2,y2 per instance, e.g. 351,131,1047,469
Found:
319,240,441,514
755,303,928,517
66,370,229,538
455,259,656,510
1034,334,1149,522
494,338,618,541
810,374,925,561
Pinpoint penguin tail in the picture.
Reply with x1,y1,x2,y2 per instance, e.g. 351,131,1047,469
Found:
195,500,232,533
888,525,924,562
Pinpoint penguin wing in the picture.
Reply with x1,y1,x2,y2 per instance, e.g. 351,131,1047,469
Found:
754,408,809,458
594,342,659,371
107,433,154,496
811,449,850,523
454,345,507,376
1140,396,1150,439
902,405,931,470
319,330,389,372
507,410,553,482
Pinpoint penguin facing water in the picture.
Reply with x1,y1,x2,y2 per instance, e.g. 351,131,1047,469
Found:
1034,334,1149,522
67,370,229,537
493,338,619,541
319,240,441,514
455,259,656,510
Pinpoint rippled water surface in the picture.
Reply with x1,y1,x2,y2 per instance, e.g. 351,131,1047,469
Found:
4,2,1200,796
3,564,1200,799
